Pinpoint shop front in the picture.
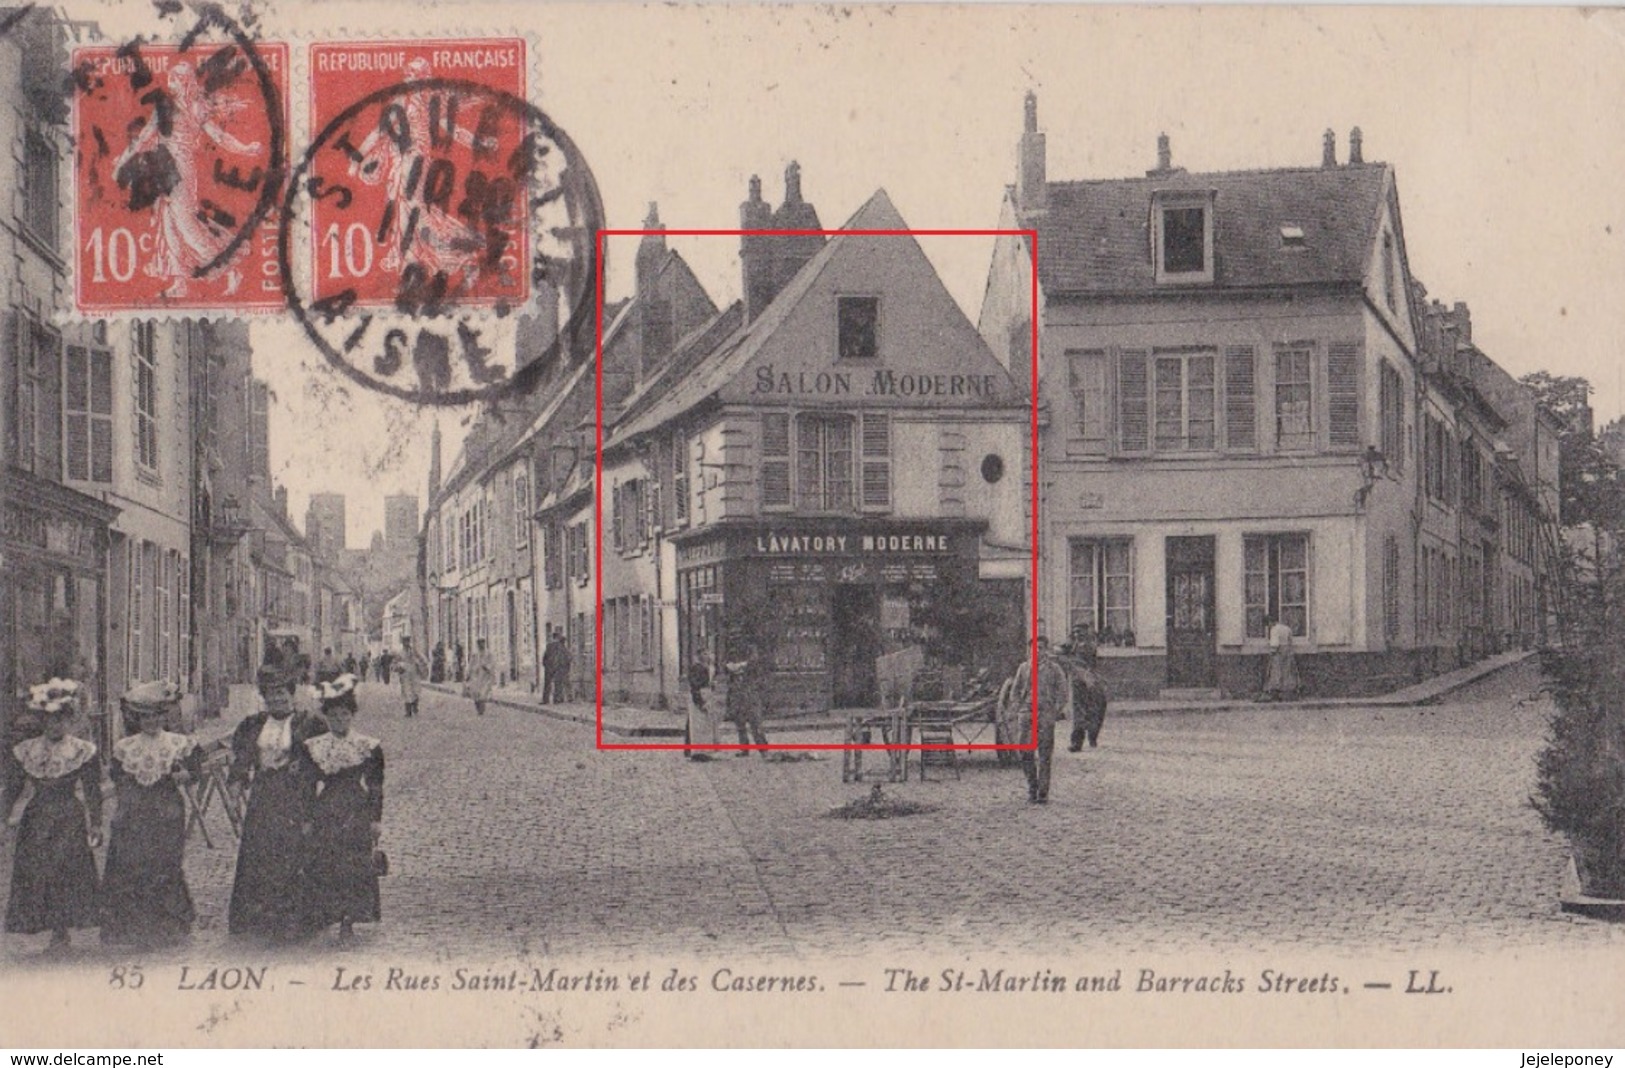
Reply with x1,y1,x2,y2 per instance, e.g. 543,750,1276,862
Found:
2,468,118,758
674,518,1011,714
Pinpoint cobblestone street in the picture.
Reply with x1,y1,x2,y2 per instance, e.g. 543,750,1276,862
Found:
4,661,1621,969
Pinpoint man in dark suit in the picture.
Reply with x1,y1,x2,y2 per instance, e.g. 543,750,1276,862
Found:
1011,636,1071,804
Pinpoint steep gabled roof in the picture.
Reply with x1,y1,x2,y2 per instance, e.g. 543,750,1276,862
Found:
1034,163,1390,295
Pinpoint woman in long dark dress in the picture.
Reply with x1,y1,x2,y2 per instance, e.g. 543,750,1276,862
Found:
304,674,384,945
4,679,102,955
227,665,325,943
101,681,204,948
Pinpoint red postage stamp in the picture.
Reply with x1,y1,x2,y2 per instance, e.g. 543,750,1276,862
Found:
71,37,289,313
307,39,530,312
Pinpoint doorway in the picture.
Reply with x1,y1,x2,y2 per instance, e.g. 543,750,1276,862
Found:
506,589,519,685
830,585,880,707
1165,536,1218,688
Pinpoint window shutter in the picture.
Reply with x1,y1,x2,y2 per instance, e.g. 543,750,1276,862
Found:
672,432,689,524
611,482,623,552
1223,345,1256,452
761,412,791,509
644,478,659,543
860,412,891,511
1116,349,1149,453
1327,341,1361,449
65,345,88,480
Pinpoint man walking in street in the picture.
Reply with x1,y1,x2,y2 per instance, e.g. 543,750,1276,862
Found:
541,629,570,704
725,645,771,757
397,636,428,718
1065,628,1110,751
464,638,495,716
1011,635,1071,804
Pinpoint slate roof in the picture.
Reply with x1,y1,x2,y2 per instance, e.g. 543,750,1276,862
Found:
605,189,909,448
1034,163,1391,295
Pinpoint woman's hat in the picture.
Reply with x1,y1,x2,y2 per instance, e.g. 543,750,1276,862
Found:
122,679,182,714
316,673,359,709
27,678,81,715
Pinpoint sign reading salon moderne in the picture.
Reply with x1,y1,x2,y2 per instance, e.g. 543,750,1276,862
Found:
750,365,1007,400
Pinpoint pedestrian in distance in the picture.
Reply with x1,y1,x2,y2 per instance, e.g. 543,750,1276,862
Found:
342,652,358,677
304,674,384,947
397,636,429,718
430,642,446,684
464,639,495,716
358,651,371,683
3,678,102,956
315,648,341,686
1261,615,1302,702
684,651,720,760
1065,630,1110,752
541,629,572,704
725,645,771,757
101,680,204,950
378,650,392,685
227,665,326,944
1010,636,1072,804
453,642,466,684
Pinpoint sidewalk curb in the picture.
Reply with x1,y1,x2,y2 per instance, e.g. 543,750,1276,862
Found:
425,649,1537,737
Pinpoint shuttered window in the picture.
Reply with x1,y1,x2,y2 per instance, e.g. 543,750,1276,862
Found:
761,412,791,510
1116,349,1149,453
860,412,891,511
672,431,689,524
1223,346,1256,452
1326,341,1361,449
1274,344,1315,450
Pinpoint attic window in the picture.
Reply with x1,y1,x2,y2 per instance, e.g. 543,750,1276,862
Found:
1152,191,1215,283
838,296,879,360
1280,225,1306,248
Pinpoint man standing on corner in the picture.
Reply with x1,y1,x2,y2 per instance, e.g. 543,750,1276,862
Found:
1066,629,1110,751
541,629,570,704
397,636,429,719
1011,635,1072,804
725,645,771,757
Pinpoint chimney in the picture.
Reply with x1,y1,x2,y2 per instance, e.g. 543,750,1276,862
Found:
634,202,666,297
1451,301,1472,347
1016,91,1047,215
1145,132,1184,178
763,160,825,312
1322,129,1337,168
274,485,289,522
427,420,443,502
739,175,774,322
1349,127,1364,164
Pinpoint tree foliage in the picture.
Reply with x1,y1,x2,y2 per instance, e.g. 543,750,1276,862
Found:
1520,371,1625,530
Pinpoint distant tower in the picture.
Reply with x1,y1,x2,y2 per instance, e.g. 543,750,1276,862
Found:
384,494,420,553
305,493,347,557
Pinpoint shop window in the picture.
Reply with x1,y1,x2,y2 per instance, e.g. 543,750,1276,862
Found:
1244,533,1309,639
1273,344,1314,451
1153,351,1217,451
134,321,159,474
1068,538,1133,641
837,296,879,361
795,413,855,513
64,345,114,482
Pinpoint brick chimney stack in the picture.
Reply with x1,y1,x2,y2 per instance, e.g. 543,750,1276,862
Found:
635,201,666,297
1349,127,1364,164
1322,128,1337,167
1016,91,1047,215
1451,301,1472,346
740,175,774,322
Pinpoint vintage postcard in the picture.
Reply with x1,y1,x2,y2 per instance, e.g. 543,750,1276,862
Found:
2,0,1625,1049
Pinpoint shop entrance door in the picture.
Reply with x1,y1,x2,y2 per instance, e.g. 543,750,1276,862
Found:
1165,536,1218,689
831,585,880,707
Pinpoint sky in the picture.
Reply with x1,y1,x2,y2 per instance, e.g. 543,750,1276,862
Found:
215,2,1625,547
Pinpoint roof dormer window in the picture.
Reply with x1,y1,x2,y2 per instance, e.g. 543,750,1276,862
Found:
1153,190,1216,283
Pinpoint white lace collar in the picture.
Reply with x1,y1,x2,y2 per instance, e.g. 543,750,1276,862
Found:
113,731,195,787
305,732,379,775
14,735,97,780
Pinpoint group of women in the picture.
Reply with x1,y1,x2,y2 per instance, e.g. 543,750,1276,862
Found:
3,666,386,955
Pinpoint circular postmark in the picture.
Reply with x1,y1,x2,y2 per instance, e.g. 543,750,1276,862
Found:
70,4,287,310
279,76,604,406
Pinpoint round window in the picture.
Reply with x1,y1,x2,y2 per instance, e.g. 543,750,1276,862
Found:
981,453,1005,484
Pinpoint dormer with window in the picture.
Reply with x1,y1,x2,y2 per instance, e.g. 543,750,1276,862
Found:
1152,190,1216,284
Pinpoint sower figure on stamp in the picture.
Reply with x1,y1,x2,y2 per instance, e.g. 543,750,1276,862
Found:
1010,636,1072,804
397,636,429,719
304,675,384,947
3,679,102,956
102,681,204,950
227,665,325,944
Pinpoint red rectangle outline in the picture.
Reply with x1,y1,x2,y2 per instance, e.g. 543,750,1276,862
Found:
593,227,1040,752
